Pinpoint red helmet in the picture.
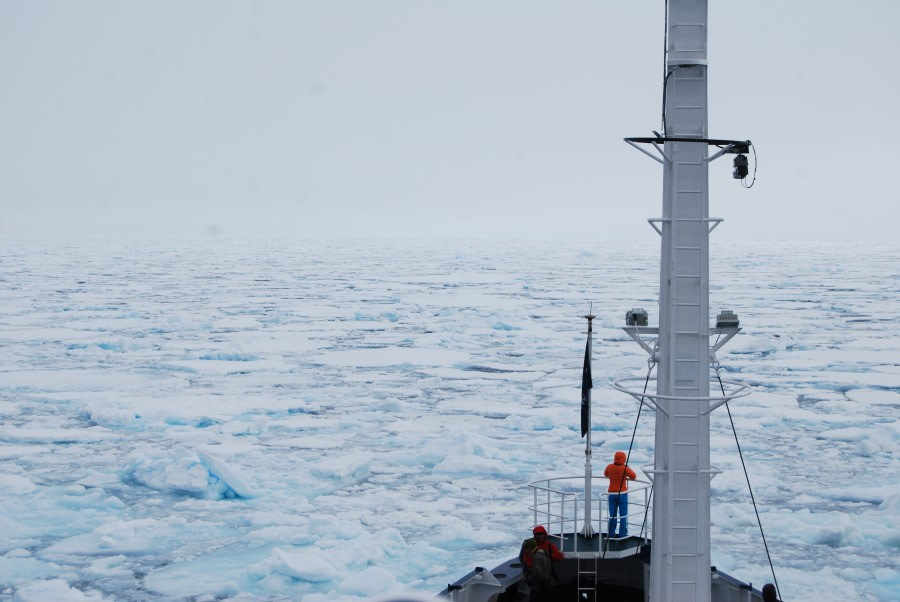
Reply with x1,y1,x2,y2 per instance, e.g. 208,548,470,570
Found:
532,525,548,535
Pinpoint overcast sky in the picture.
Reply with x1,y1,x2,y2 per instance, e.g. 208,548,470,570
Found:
1,1,897,240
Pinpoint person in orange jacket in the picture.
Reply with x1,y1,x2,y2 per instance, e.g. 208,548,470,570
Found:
518,525,564,579
604,451,637,537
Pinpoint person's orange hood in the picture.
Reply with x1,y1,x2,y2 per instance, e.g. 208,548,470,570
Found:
614,451,627,465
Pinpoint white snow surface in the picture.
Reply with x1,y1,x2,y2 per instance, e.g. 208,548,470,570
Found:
0,238,897,601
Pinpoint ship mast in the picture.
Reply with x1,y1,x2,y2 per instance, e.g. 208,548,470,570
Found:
617,1,752,600
651,0,713,597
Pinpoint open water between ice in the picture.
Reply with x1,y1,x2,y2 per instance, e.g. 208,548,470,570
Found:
0,238,897,600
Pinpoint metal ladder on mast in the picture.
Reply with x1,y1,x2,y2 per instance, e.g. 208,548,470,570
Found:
669,216,706,595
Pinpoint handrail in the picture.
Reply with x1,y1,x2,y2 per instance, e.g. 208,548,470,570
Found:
527,476,652,554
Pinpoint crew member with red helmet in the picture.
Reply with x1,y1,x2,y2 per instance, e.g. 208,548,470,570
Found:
519,525,564,575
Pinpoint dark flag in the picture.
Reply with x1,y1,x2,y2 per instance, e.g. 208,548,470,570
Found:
581,338,592,437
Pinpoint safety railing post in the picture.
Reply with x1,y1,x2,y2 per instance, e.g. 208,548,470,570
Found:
600,492,606,538
560,494,566,547
645,486,651,541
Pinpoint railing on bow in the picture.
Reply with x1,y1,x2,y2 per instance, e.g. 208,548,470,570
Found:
527,476,652,553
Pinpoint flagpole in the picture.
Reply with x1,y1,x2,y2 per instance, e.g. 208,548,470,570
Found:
581,313,596,538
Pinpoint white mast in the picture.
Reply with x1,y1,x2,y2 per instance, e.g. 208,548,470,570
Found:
627,0,753,598
650,1,713,599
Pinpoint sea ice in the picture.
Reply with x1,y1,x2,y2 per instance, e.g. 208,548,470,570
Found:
0,238,896,600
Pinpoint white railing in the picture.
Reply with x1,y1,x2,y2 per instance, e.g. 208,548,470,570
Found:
527,476,652,553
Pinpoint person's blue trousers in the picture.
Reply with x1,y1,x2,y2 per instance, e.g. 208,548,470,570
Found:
607,493,629,537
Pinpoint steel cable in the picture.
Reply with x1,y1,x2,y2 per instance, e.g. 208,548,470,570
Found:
717,374,782,600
